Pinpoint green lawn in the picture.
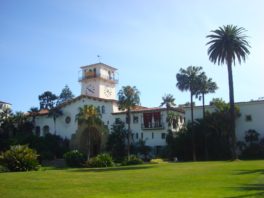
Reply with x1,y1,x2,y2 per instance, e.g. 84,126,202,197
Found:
0,160,264,198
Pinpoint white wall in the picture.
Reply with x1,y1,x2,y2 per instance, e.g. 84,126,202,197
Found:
184,101,264,142
35,97,115,139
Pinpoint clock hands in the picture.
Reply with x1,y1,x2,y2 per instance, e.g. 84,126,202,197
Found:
87,87,95,94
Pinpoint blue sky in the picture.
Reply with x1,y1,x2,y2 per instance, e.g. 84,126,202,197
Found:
1,0,263,112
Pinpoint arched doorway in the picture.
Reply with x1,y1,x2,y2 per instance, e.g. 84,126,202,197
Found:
79,127,101,158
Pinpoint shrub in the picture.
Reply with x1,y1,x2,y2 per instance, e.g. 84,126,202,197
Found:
122,155,143,166
0,145,39,172
87,153,114,168
63,150,85,167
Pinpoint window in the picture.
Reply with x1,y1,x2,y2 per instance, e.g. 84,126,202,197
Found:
43,125,50,136
101,105,105,114
35,126,40,137
245,115,252,122
65,116,71,124
161,133,166,139
133,116,139,123
152,132,154,139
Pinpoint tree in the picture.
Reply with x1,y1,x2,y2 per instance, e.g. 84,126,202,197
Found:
57,85,75,105
206,25,250,159
176,66,204,161
75,105,106,159
118,86,140,157
160,94,176,109
38,91,58,110
195,74,218,118
106,119,127,162
28,107,39,131
48,107,63,135
245,129,259,146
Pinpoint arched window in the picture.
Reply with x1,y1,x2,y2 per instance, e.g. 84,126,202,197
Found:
43,125,50,136
35,126,40,137
101,105,105,114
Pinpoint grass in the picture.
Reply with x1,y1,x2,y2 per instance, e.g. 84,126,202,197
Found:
0,160,264,197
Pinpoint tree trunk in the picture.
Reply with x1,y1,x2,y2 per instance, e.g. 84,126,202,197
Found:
127,108,131,158
202,93,205,119
191,93,196,161
202,93,208,160
227,62,238,160
87,130,91,160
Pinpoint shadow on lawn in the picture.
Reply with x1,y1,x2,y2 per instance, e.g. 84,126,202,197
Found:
226,169,264,198
233,169,264,175
225,184,264,198
70,165,154,173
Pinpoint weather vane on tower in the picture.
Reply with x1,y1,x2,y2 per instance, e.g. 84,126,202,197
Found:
97,54,102,63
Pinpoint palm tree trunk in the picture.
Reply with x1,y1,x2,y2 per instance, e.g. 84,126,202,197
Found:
54,117,57,135
127,109,131,157
227,62,238,160
191,93,196,161
202,93,208,160
87,130,91,160
202,93,205,119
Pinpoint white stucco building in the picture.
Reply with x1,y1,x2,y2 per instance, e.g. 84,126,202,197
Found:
183,100,264,142
0,101,11,113
34,62,264,154
34,63,184,155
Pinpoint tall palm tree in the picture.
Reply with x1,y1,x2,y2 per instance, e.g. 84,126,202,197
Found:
160,94,176,109
176,66,204,161
206,25,250,159
48,107,63,135
118,86,140,157
75,105,106,159
196,74,218,118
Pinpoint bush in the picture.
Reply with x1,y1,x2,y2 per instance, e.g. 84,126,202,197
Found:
0,145,39,172
63,150,85,167
87,153,114,168
122,155,143,166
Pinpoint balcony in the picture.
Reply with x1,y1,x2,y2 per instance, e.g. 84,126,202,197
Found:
78,72,118,84
141,122,165,130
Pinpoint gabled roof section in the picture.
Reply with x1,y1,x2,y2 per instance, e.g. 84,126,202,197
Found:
0,100,11,105
57,95,117,109
80,62,117,71
34,95,118,116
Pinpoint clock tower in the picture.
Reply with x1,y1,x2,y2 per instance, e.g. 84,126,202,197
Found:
79,63,118,100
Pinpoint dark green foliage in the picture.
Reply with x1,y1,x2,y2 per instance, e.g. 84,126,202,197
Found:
39,91,58,110
63,150,86,167
87,153,114,168
118,86,140,156
165,129,192,161
0,145,39,172
134,139,151,161
122,155,143,166
57,85,75,105
239,130,264,159
106,119,127,162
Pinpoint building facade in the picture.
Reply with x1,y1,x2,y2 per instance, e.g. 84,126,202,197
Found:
183,100,264,141
34,63,184,152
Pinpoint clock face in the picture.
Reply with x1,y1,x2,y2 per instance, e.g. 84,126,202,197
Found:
104,87,112,97
86,84,95,95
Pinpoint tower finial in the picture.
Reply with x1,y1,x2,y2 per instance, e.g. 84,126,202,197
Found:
97,54,102,63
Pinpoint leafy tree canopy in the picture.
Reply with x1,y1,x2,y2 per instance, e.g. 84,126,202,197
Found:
38,91,58,110
57,85,75,105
